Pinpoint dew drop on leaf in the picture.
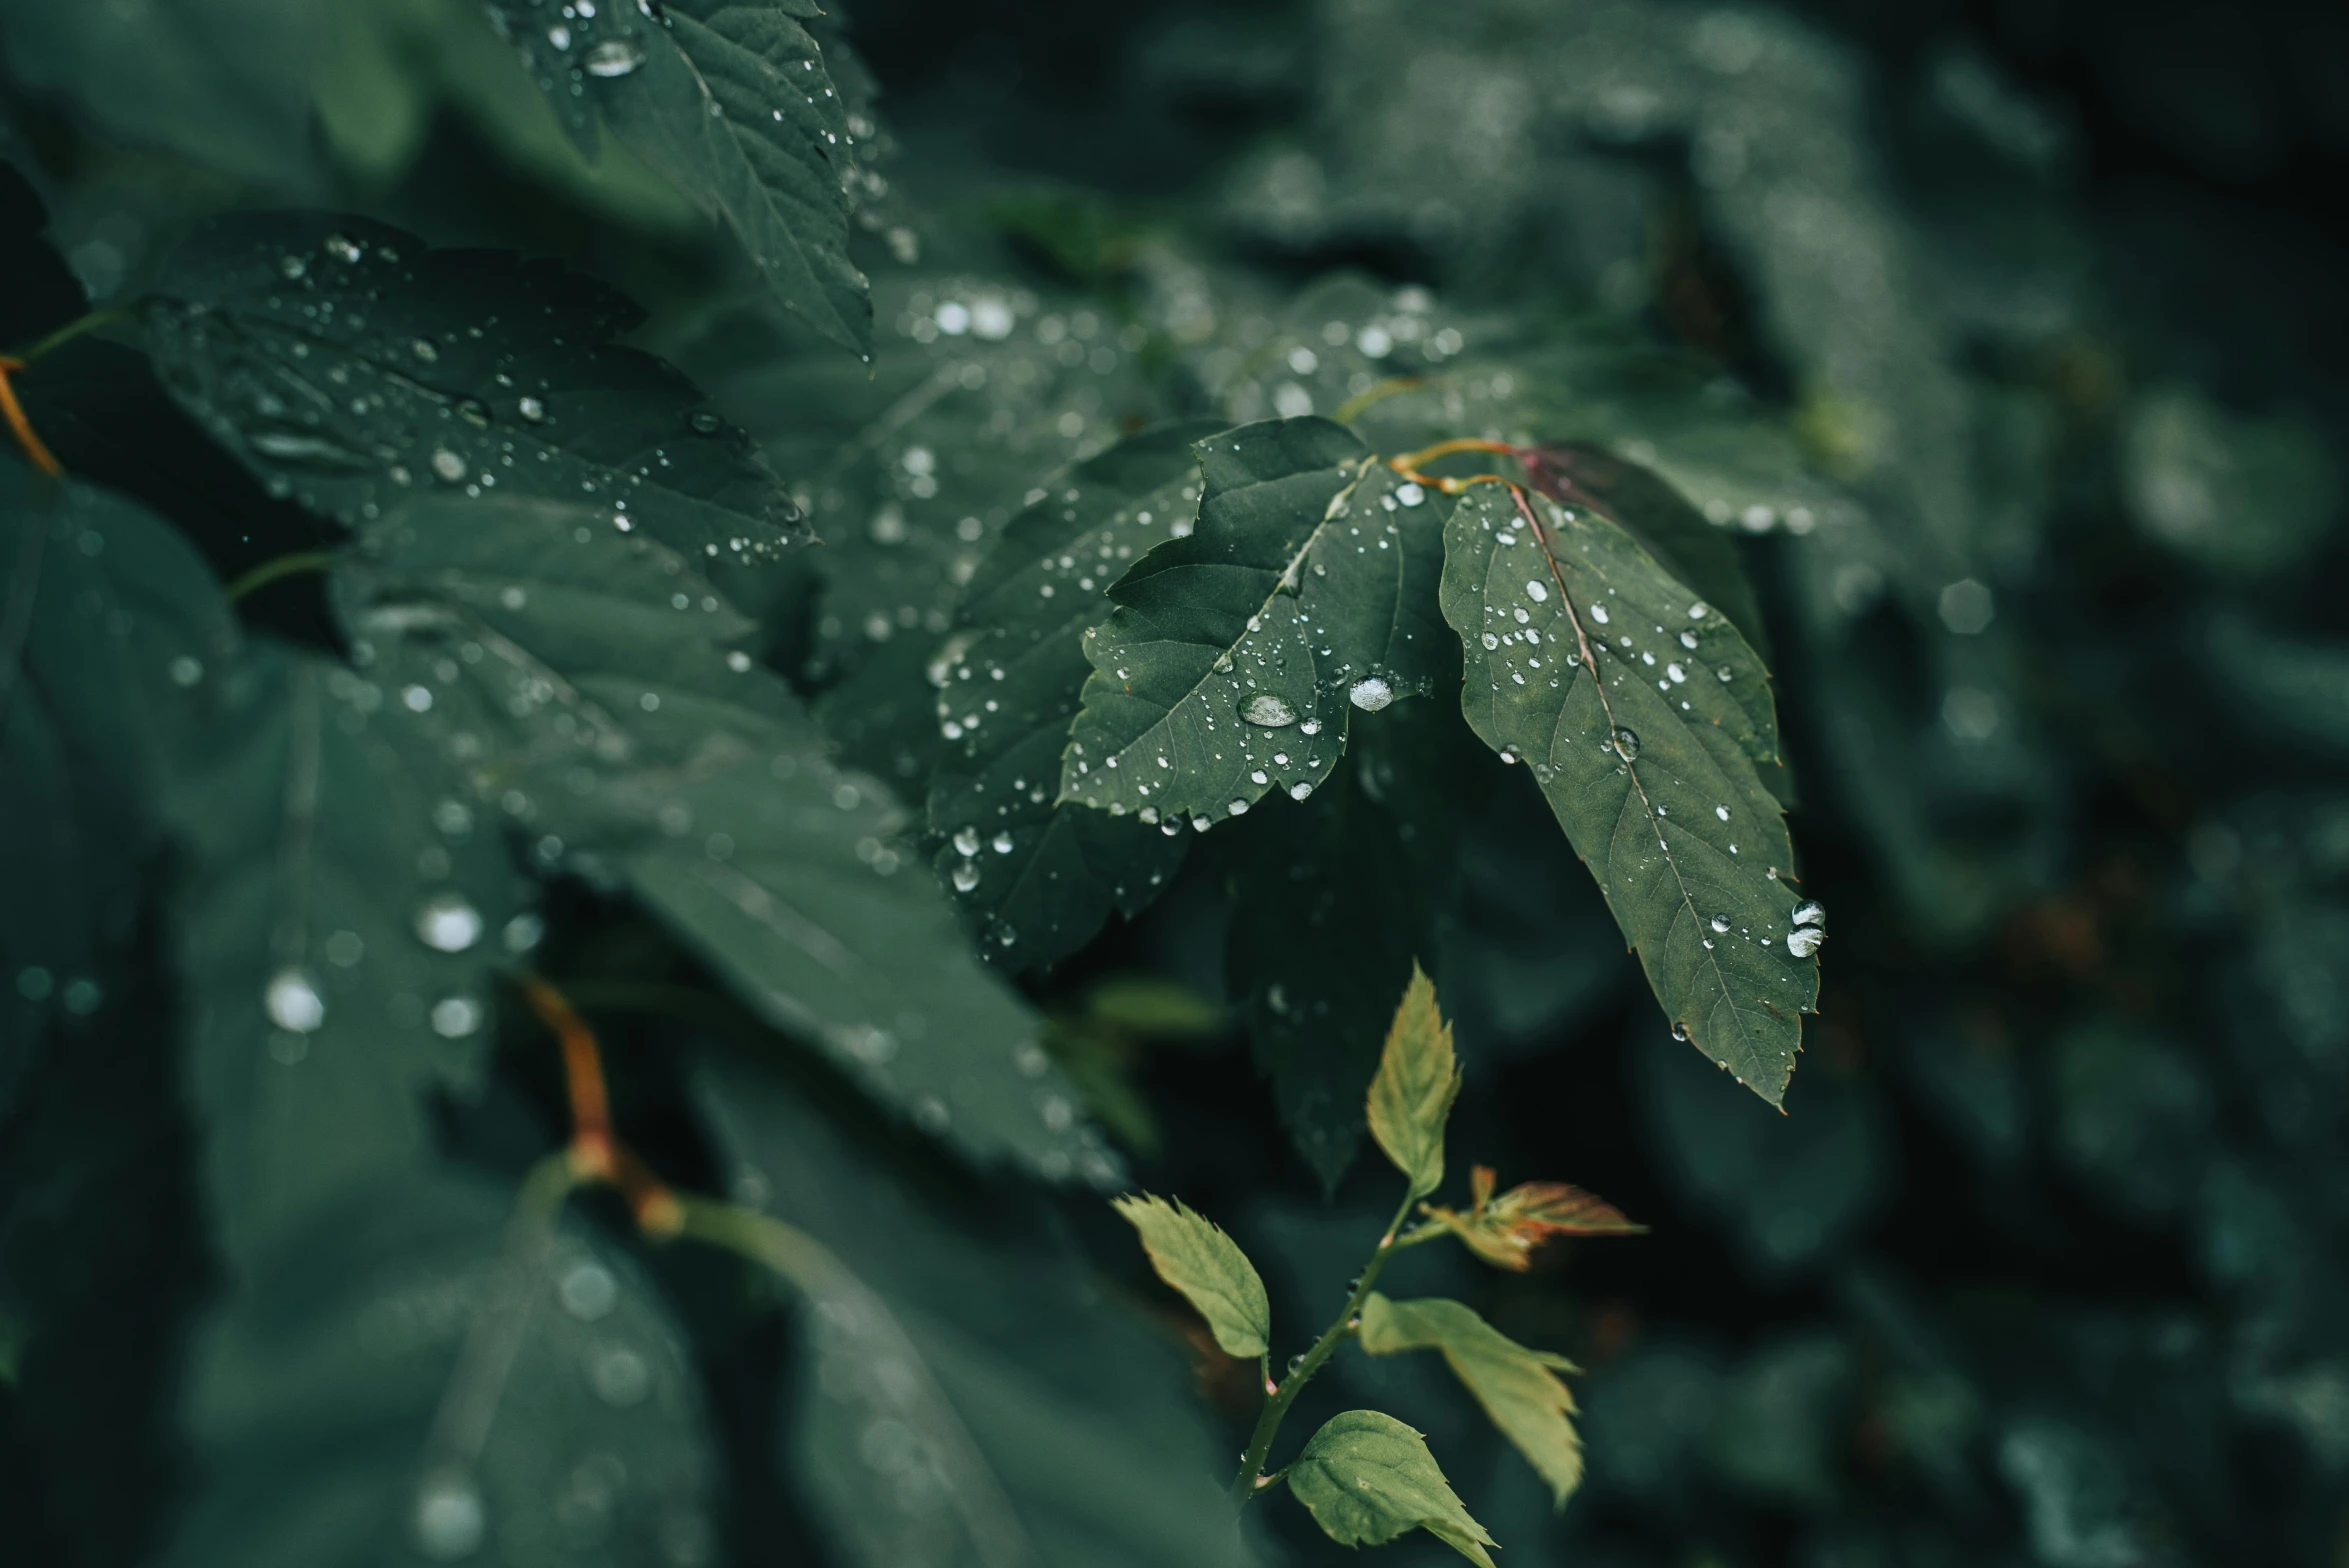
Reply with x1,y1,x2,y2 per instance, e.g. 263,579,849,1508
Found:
1241,693,1297,727
1348,677,1394,711
583,36,647,77
264,968,326,1034
415,893,484,953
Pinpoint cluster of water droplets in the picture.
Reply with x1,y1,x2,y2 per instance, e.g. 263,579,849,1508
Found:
153,219,797,564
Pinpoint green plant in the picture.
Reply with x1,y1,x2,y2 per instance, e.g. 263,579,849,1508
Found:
1120,967,1640,1561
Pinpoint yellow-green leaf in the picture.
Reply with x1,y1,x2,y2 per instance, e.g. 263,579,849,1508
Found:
1429,1167,1647,1271
1365,963,1460,1199
1287,1409,1497,1567
1357,1294,1585,1507
1111,1194,1271,1359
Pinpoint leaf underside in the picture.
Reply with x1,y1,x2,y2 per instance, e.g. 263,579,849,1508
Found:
1439,482,1818,1101
1366,962,1459,1199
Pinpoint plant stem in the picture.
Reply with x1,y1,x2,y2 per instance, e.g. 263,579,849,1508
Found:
224,548,337,603
1227,1186,1428,1503
10,307,133,366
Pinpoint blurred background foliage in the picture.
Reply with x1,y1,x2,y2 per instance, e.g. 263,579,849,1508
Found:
3,0,2348,1565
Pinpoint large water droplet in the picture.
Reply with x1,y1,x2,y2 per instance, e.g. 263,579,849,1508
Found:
413,1473,486,1560
952,825,981,856
991,832,1015,854
430,448,466,483
415,893,484,953
583,36,647,76
951,860,981,893
1792,901,1826,930
517,395,546,422
1241,693,1297,727
1709,913,1731,933
1786,927,1826,958
1348,677,1394,712
1611,727,1641,760
264,968,325,1033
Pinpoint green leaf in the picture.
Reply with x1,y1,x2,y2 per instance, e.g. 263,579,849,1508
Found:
1439,481,1819,1103
169,644,529,1260
159,1171,717,1568
0,0,324,188
334,492,1113,1181
143,212,803,566
929,421,1220,970
1357,1293,1586,1507
487,0,873,352
721,272,1176,780
0,470,239,1094
1286,1409,1497,1567
1365,962,1460,1200
1059,417,1448,826
1110,1194,1272,1359
696,1053,1257,1568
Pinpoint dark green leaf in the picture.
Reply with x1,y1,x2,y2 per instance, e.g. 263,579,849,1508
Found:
1356,1293,1585,1506
1111,1193,1271,1359
1221,699,1462,1187
1060,417,1447,825
696,1054,1258,1568
0,471,238,1096
722,272,1176,779
144,213,802,565
160,1171,717,1568
169,644,529,1259
1440,482,1818,1103
488,0,872,351
929,421,1219,970
1285,1409,1496,1566
334,492,1113,1180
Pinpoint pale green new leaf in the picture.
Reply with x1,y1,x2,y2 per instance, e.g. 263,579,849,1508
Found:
1111,1194,1271,1359
1440,482,1819,1103
144,213,803,565
332,492,1112,1181
929,422,1219,970
486,0,871,351
1059,417,1448,827
1365,963,1460,1199
1357,1293,1585,1506
1286,1409,1497,1568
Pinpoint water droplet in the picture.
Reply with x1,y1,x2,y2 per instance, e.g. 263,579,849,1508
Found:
547,22,573,49
413,1473,486,1560
1787,927,1826,958
952,826,981,856
1228,799,1250,816
278,254,307,280
1792,901,1826,930
1716,665,1734,682
1667,662,1687,683
264,968,325,1033
415,894,484,953
583,36,647,76
1710,914,1731,933
1395,482,1426,507
559,1261,618,1320
1688,602,1709,620
1590,602,1610,624
1299,718,1322,736
1241,693,1297,727
1525,580,1549,603
1715,804,1731,821
431,995,483,1038
517,395,546,422
1289,781,1314,801
1348,677,1394,712
1481,632,1499,650
952,861,981,893
1670,1021,1690,1042
991,832,1015,854
589,1344,649,1404
687,410,723,434
1611,727,1640,760
411,338,440,364
430,448,466,483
